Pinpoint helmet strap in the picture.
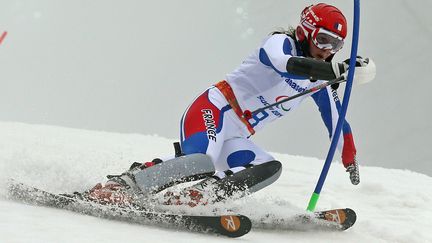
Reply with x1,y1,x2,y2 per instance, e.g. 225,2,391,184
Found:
300,39,311,58
325,54,335,62
295,26,311,57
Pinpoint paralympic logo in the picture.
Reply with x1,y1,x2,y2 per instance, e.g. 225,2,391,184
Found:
275,96,291,112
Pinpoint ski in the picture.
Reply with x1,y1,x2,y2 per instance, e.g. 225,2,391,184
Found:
291,208,356,231
7,181,252,238
313,208,356,230
254,208,356,231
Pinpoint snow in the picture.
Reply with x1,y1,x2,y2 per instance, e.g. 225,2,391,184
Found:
0,121,431,243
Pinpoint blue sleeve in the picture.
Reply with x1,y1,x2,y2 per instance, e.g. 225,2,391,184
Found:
311,87,353,140
258,34,307,80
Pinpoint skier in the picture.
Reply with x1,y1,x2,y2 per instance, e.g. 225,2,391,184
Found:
84,3,375,207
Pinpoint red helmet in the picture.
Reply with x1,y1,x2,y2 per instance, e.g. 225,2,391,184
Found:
296,3,347,53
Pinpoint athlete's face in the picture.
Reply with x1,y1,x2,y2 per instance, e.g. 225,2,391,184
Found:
309,40,333,60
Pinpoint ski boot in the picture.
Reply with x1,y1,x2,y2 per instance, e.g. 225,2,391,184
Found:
163,176,220,207
162,161,282,207
71,158,163,207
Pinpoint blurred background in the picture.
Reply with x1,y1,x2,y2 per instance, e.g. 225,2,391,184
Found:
0,0,431,175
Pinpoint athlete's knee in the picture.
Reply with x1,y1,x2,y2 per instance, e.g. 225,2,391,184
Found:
181,133,210,155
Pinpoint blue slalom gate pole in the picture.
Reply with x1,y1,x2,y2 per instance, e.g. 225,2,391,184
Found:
307,0,361,212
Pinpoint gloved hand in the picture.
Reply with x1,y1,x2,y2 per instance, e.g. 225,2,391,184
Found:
345,158,360,185
341,133,359,185
341,56,376,85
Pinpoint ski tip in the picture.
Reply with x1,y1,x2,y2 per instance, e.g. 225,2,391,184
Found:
336,208,356,230
345,208,356,216
315,208,357,231
343,208,356,230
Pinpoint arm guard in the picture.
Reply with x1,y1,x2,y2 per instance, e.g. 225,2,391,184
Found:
286,57,346,81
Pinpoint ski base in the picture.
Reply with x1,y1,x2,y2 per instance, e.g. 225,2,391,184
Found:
7,181,251,238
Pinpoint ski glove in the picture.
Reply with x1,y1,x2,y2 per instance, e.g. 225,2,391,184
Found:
341,56,376,85
346,158,360,185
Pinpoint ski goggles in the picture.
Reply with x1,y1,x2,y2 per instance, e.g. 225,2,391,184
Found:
311,28,344,54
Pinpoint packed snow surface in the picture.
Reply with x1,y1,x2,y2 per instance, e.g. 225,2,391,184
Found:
0,122,431,243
